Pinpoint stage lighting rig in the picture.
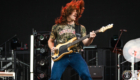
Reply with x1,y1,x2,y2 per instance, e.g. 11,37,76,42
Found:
32,29,51,80
35,31,51,55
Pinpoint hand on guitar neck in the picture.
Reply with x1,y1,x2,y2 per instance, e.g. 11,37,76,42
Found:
83,31,96,46
89,31,96,39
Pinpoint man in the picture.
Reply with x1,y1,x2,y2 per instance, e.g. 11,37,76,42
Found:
48,0,96,80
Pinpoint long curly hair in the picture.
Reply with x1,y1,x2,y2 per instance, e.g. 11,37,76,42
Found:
55,0,85,25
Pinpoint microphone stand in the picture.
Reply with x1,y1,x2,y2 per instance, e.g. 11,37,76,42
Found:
112,31,124,80
112,31,123,53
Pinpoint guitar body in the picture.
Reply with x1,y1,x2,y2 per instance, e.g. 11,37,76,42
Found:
51,37,77,61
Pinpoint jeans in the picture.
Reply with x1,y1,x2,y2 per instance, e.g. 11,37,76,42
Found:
49,53,92,80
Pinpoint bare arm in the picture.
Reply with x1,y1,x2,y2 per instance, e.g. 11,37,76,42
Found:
48,38,58,53
82,31,96,46
48,38,55,50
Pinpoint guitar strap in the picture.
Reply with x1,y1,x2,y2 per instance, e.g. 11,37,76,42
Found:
75,24,83,53
75,24,81,39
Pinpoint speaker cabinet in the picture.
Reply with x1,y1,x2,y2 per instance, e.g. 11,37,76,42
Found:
89,66,104,80
79,66,104,80
83,48,118,80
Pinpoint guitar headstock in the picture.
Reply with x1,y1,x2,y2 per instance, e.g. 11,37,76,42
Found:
99,24,113,32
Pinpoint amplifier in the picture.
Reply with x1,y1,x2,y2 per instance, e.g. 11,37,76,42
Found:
79,65,104,80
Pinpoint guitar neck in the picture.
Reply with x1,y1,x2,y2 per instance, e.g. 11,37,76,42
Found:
67,29,99,47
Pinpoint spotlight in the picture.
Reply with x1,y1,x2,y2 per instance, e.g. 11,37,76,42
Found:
36,35,48,45
40,73,45,79
40,48,45,54
39,60,45,66
37,34,48,41
38,35,45,41
36,45,49,54
38,73,47,79
37,59,48,66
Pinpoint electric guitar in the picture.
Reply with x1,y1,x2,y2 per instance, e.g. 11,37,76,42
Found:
51,24,113,61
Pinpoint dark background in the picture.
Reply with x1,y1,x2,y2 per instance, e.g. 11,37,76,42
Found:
0,1,140,80
0,0,140,47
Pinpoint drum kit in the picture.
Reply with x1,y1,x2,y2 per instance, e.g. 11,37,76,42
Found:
112,38,140,80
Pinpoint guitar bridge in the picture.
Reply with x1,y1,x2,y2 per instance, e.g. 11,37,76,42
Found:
51,56,59,59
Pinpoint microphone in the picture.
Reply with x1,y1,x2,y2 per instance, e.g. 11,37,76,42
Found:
120,29,127,32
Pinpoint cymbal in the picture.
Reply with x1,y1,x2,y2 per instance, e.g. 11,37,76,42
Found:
123,38,140,63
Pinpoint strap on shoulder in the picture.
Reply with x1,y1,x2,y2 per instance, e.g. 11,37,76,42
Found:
75,24,81,39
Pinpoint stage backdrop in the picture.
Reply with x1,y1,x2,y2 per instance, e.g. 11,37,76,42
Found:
0,0,139,48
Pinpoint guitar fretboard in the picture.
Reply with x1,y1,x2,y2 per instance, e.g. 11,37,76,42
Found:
67,29,99,47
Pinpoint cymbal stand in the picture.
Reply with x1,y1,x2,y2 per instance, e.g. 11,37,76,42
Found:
113,31,123,80
117,54,120,80
129,51,137,80
120,57,134,65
